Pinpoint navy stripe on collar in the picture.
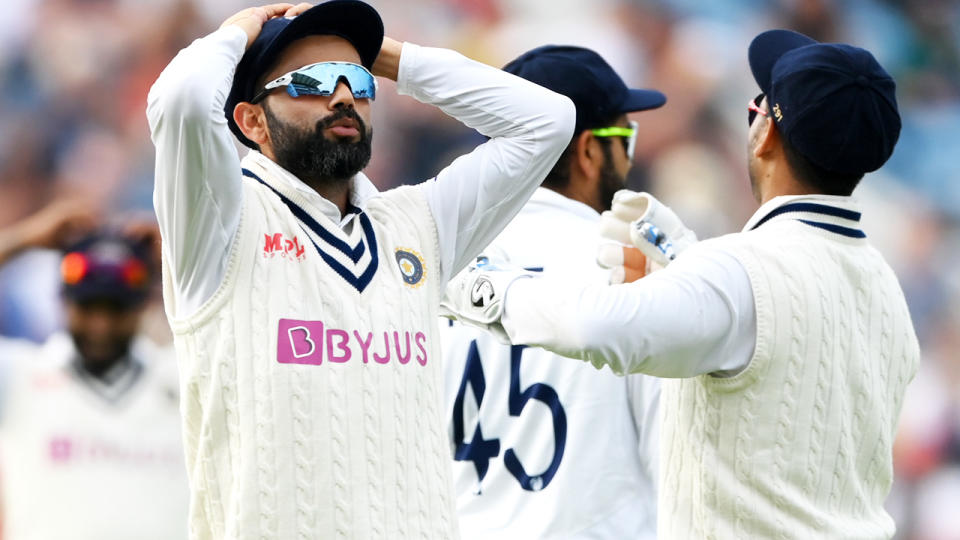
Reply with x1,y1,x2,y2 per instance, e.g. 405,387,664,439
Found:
244,169,366,262
751,202,861,230
313,212,378,292
243,168,379,293
750,201,865,238
797,219,867,238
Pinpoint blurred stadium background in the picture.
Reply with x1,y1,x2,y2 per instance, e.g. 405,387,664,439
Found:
0,0,957,537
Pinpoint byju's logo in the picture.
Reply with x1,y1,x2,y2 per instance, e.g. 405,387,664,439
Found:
277,318,428,367
263,233,306,261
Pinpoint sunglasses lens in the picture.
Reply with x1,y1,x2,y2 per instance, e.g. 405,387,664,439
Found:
748,109,756,126
293,63,377,100
590,123,637,160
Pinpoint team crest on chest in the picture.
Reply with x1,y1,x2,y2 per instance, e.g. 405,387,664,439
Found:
395,248,426,287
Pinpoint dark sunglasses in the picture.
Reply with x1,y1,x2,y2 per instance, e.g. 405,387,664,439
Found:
748,93,768,126
251,62,377,104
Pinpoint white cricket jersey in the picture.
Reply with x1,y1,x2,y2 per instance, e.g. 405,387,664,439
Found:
441,188,659,539
147,25,574,540
501,195,920,537
0,333,188,540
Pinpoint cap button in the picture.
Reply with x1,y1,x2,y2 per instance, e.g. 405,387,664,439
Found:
855,75,869,88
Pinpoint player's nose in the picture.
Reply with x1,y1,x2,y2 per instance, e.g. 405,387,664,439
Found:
328,79,355,109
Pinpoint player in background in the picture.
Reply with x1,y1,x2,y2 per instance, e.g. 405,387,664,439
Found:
443,29,920,538
440,45,664,539
0,201,188,540
147,1,574,537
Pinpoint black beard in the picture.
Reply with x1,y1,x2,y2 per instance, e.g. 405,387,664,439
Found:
597,142,626,210
264,105,373,190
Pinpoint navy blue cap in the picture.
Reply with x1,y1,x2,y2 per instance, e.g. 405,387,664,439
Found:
749,29,900,175
226,0,384,148
503,45,666,133
60,234,153,308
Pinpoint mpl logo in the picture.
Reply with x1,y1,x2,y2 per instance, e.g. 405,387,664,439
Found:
263,233,306,261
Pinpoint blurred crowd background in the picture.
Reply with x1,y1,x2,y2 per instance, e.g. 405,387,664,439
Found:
0,0,957,537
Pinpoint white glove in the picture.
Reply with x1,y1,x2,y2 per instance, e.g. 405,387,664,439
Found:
440,255,535,343
597,190,697,283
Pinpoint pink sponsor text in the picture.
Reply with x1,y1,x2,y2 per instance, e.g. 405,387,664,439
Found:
277,318,428,367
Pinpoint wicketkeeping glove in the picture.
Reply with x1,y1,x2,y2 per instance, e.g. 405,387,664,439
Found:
440,255,535,343
597,190,697,283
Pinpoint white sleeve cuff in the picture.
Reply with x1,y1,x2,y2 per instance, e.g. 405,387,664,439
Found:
395,42,420,98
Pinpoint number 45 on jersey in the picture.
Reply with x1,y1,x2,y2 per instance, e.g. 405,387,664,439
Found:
451,342,567,494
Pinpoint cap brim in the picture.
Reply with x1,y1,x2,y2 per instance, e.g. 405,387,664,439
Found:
621,88,667,113
749,29,817,94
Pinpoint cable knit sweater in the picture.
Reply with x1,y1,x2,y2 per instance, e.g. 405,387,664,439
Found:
166,160,453,539
658,217,919,539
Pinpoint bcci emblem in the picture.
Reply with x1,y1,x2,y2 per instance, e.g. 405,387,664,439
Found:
395,248,426,287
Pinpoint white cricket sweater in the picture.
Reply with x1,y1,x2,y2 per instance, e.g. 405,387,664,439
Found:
659,215,920,539
148,27,574,539
167,157,454,539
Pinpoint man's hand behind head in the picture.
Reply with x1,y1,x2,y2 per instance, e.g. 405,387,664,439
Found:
221,3,311,50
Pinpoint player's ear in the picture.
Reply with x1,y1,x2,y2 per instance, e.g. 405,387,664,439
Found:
234,102,270,147
753,115,780,160
573,129,602,181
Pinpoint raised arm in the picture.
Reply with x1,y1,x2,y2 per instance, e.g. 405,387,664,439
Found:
146,4,303,318
398,45,575,283
0,200,97,267
0,201,96,419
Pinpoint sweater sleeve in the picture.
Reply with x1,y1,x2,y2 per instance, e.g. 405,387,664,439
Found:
146,26,248,318
501,244,757,378
399,43,575,284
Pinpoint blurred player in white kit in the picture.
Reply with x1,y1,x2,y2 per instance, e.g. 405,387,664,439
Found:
440,45,665,539
0,201,188,540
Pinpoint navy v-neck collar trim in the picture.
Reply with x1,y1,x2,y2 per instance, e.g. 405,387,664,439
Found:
750,201,866,239
243,168,379,293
